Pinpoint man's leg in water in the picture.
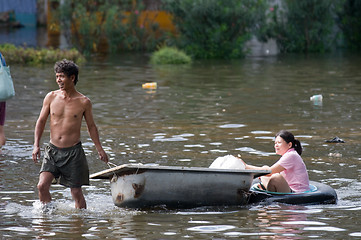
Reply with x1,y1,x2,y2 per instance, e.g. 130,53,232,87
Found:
37,171,54,203
71,187,86,209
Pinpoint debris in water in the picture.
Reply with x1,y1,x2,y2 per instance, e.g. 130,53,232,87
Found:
142,82,157,89
325,137,345,143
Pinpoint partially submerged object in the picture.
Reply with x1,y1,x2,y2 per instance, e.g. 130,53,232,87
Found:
325,136,345,143
142,82,157,89
310,94,323,106
90,164,270,209
248,180,337,205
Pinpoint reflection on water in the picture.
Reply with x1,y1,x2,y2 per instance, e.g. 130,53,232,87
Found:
0,53,360,238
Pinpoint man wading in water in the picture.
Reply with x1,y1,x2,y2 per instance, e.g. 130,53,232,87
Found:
32,59,108,209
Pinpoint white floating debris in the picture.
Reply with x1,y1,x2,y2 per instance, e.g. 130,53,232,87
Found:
310,94,323,102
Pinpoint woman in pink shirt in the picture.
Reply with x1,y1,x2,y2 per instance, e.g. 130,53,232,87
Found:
244,130,309,193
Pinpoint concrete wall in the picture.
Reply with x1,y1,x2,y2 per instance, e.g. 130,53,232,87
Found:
0,0,37,27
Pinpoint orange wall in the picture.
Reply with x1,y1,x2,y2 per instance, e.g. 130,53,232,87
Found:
123,10,175,33
47,3,175,35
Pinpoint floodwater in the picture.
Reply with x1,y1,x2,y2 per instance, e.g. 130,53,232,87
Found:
1,52,361,239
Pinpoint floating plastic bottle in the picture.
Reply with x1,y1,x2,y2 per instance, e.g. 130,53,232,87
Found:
142,82,157,89
310,94,323,102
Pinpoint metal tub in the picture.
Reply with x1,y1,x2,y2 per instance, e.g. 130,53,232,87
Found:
90,164,270,209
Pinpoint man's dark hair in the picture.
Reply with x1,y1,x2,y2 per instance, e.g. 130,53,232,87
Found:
54,59,79,85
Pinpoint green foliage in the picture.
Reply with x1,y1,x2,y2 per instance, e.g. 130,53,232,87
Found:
336,0,361,50
163,0,268,59
0,44,85,65
56,0,167,54
268,0,335,53
150,47,192,65
103,6,127,53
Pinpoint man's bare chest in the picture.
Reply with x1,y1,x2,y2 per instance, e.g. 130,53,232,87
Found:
50,99,85,120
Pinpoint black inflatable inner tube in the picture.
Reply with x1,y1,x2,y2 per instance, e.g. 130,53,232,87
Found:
247,180,337,205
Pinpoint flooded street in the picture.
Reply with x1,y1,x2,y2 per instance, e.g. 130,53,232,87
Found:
0,53,361,239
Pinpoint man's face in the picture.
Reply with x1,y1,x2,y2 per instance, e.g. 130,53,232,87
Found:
55,72,74,90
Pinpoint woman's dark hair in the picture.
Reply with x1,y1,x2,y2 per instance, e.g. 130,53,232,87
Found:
275,130,302,155
54,59,79,85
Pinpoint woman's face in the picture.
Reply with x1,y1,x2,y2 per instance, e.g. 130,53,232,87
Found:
274,136,292,155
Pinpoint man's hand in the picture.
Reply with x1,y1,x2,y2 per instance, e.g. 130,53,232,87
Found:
32,146,41,163
98,149,109,163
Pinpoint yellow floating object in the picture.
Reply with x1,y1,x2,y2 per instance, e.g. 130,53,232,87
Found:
142,82,157,89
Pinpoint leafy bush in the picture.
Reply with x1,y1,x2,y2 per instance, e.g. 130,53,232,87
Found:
336,0,361,50
150,47,192,65
268,0,335,53
163,0,268,59
0,44,85,65
57,0,167,54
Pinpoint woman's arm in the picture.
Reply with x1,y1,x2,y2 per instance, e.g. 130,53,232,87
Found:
245,162,284,176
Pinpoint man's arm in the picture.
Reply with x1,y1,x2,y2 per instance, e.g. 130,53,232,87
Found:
84,99,108,163
32,93,51,163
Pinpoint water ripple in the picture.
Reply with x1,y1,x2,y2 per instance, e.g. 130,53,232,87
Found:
303,226,346,232
187,225,235,232
219,124,246,128
235,147,273,156
152,136,188,142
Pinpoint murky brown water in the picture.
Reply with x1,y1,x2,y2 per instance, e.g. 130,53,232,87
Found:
0,53,360,239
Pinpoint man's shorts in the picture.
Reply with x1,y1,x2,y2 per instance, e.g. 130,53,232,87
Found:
40,142,89,188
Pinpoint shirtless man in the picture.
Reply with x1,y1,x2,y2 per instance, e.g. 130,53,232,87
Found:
32,59,108,209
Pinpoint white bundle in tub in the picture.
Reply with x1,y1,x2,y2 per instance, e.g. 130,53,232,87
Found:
209,155,245,170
